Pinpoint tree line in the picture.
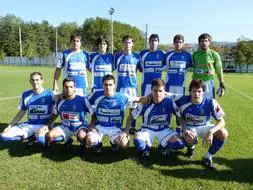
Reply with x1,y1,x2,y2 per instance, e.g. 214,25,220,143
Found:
1,14,253,72
0,14,144,58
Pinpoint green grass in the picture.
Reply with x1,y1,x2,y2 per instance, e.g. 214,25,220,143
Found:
0,65,253,189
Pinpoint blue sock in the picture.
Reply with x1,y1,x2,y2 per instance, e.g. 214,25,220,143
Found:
1,135,22,142
54,136,64,142
208,136,225,155
37,134,46,145
131,119,137,128
166,141,185,150
134,138,147,151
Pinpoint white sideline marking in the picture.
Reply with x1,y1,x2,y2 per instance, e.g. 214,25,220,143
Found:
0,96,19,101
226,84,253,101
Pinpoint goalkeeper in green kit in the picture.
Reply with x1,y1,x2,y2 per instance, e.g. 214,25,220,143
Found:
192,33,225,98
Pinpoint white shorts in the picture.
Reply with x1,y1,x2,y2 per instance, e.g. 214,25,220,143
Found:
55,125,87,142
143,84,152,96
203,80,215,99
187,124,215,138
136,128,177,147
11,123,44,139
119,87,138,108
167,85,185,96
75,88,85,97
95,124,124,143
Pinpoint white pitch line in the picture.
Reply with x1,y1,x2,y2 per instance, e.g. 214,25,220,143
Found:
0,96,19,101
226,84,253,101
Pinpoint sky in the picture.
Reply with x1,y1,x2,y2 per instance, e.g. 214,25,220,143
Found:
1,0,253,44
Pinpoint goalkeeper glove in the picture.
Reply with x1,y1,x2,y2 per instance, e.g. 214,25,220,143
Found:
216,82,225,97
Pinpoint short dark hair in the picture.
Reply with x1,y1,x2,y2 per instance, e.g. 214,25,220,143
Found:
30,72,43,80
122,35,134,42
70,33,82,42
149,34,159,42
96,36,109,47
102,74,115,84
189,79,206,92
151,78,165,89
63,77,75,87
173,34,184,43
198,33,212,43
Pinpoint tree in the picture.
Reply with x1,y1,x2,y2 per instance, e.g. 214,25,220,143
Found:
0,14,22,56
81,17,144,52
35,20,54,57
235,36,253,73
57,22,80,52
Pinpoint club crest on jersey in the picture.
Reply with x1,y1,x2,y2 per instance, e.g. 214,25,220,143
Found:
156,54,160,59
200,109,205,116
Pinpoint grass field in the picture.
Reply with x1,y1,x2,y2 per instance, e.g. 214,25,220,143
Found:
0,65,253,189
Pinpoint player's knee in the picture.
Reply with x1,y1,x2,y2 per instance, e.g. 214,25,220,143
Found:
183,135,197,146
76,129,87,143
133,137,146,151
45,131,54,142
215,128,228,140
86,131,99,147
1,132,12,141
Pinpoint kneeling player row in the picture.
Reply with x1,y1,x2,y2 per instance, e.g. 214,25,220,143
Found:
1,72,228,170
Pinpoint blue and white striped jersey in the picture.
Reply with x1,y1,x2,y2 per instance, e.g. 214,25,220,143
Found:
132,97,178,131
54,95,92,131
88,90,129,128
139,49,166,95
165,50,192,89
89,52,114,92
57,49,89,92
175,96,225,127
115,52,142,91
19,89,54,125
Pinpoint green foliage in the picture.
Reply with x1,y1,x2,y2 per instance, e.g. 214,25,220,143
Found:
0,14,22,56
235,37,253,72
57,22,80,52
0,15,145,56
81,17,145,52
0,48,5,59
81,17,111,51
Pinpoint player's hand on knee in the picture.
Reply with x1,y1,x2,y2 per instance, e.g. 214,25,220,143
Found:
203,132,213,148
117,132,129,148
38,125,49,134
184,129,195,139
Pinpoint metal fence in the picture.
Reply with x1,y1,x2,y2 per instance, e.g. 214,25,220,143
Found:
0,56,58,67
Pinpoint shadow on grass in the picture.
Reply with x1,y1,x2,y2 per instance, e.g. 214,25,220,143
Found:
131,147,202,168
0,123,8,132
159,157,253,184
80,146,138,164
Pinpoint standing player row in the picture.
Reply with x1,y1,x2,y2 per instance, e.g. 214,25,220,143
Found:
53,33,225,101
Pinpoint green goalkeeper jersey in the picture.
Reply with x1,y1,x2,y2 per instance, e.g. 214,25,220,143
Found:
192,48,223,81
